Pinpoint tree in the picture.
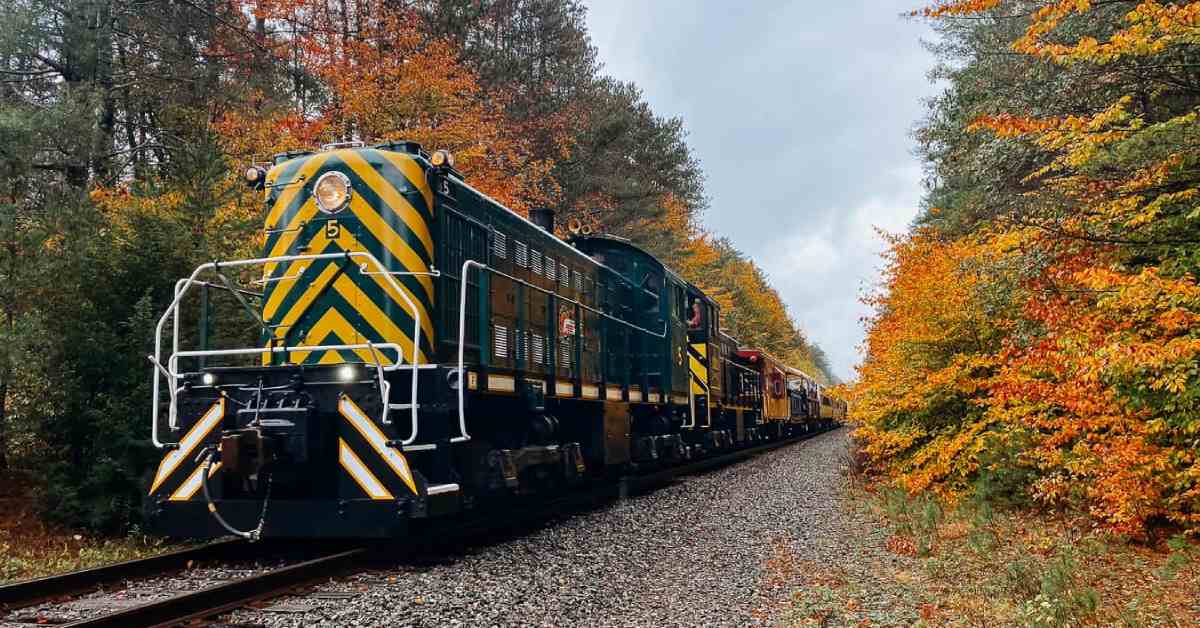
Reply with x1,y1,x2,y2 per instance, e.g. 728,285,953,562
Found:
856,0,1200,535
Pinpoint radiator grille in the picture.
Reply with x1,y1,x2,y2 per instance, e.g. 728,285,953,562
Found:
532,334,545,365
515,241,528,268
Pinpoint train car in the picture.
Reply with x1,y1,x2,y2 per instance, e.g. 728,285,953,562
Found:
735,350,791,439
818,388,847,428
716,332,763,443
145,141,766,539
785,369,819,433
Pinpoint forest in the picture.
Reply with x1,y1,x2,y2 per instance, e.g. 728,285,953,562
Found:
0,0,832,532
852,1,1200,537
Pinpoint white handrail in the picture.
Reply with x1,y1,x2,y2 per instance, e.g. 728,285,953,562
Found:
151,251,424,449
454,259,670,444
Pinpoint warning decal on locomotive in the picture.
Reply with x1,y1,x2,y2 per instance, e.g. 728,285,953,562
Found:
148,398,225,496
260,148,435,367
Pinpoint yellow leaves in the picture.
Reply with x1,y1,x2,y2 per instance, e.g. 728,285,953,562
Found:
926,0,1200,64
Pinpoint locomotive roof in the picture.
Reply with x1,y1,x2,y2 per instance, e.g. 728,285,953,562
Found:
570,234,717,306
269,143,600,268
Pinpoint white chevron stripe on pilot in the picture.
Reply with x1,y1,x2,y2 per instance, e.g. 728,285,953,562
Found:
339,438,393,500
338,396,417,495
169,462,222,501
149,399,226,494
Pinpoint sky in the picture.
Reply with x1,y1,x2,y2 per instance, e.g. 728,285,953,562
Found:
583,1,939,381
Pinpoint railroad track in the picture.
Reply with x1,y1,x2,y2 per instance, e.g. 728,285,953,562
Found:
0,539,250,612
3,426,838,628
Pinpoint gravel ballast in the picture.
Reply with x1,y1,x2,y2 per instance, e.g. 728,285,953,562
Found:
224,428,862,628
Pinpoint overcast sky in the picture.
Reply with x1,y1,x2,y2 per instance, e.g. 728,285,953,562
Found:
583,1,938,381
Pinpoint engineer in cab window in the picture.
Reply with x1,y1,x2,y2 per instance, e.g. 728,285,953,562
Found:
688,299,702,330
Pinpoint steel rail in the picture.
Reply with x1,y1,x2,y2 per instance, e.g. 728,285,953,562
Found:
0,539,247,612
63,548,367,628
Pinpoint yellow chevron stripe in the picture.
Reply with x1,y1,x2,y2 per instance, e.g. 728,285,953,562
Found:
149,399,225,495
338,438,393,500
264,257,342,323
344,193,434,302
263,200,319,279
331,274,426,364
262,230,433,350
265,154,330,229
338,150,434,259
378,151,434,220
288,309,387,365
339,396,418,495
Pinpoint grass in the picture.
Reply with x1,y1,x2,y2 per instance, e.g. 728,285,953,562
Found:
0,470,188,584
778,485,1200,627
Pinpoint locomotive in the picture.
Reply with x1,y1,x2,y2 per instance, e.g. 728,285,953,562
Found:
145,141,845,539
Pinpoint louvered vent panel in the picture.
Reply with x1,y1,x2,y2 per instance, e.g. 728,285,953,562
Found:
531,251,543,275
493,233,507,259
559,264,569,290
560,342,572,368
573,271,582,291
545,257,556,281
515,241,528,268
532,334,545,365
494,325,509,358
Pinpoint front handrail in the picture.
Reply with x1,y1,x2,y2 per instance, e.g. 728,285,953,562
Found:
151,252,424,449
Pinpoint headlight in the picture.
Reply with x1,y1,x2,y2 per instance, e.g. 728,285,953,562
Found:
201,373,217,386
430,149,454,168
337,364,357,382
313,171,351,214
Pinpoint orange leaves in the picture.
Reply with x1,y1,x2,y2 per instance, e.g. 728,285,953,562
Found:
853,221,1200,534
968,113,1056,139
214,1,563,213
914,0,1004,18
850,229,1012,491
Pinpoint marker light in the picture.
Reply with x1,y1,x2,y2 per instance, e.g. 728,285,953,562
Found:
314,171,351,214
430,149,454,168
337,364,357,382
201,373,217,386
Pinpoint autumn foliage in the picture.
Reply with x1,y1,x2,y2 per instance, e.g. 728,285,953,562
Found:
854,1,1200,536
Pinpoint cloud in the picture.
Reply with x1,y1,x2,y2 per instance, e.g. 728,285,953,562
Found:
583,0,937,381
759,167,923,380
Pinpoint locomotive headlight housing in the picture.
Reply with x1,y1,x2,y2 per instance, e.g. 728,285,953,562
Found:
314,171,351,214
201,373,217,386
430,149,454,169
337,364,357,383
243,166,267,189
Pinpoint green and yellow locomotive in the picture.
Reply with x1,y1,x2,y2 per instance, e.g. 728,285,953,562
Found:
145,141,837,539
